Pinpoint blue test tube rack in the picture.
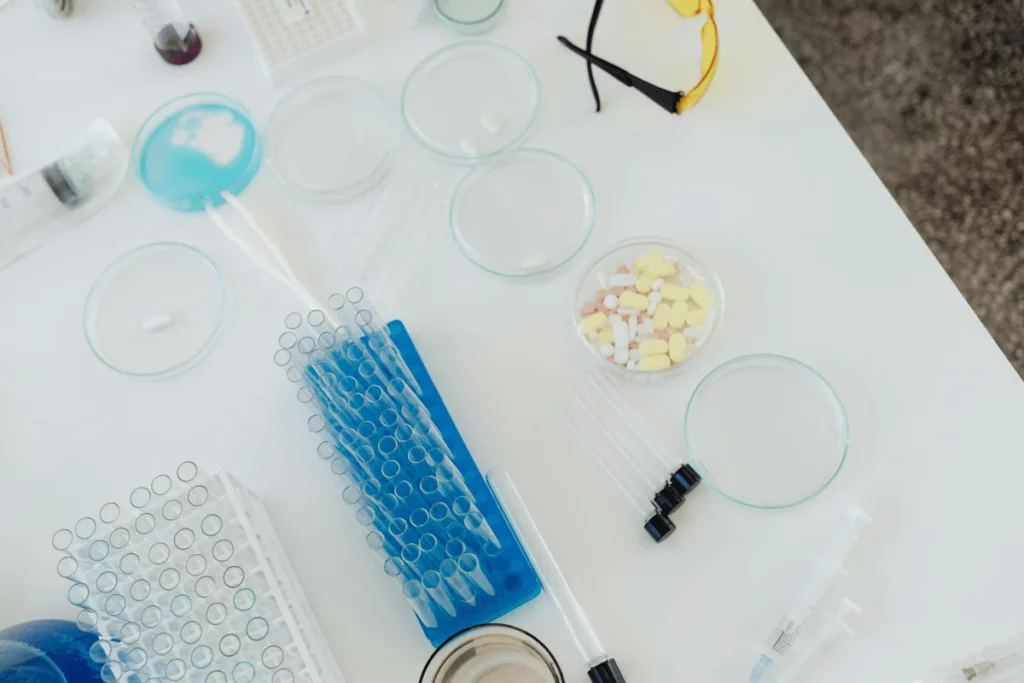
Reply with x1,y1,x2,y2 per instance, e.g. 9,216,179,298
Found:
275,292,541,646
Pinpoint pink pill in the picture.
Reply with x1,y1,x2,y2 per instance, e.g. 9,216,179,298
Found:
655,331,670,340
580,302,599,317
612,287,625,296
617,265,630,273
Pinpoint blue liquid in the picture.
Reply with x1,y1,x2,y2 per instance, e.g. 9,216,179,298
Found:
138,102,261,212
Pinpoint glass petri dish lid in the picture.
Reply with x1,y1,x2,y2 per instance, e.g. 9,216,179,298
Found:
450,148,595,277
402,42,540,162
433,0,506,34
84,243,227,378
685,354,849,508
133,93,262,212
574,238,723,379
266,77,401,200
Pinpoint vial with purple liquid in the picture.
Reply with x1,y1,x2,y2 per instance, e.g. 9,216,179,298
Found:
133,0,202,66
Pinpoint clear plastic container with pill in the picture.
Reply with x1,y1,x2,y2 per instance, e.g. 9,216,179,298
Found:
574,238,724,379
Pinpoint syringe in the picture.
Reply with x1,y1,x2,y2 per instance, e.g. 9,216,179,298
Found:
911,632,1024,682
489,470,628,683
775,598,860,683
750,507,872,682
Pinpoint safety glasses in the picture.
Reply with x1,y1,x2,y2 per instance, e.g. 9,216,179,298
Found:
558,0,719,114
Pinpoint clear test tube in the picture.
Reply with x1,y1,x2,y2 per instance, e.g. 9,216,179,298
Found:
344,286,421,394
582,372,702,502
464,511,501,549
419,476,445,506
384,557,413,583
394,480,426,513
366,531,401,560
401,543,431,577
419,533,444,568
488,469,627,683
567,420,675,543
403,579,437,628
366,384,398,415
439,558,476,605
435,460,472,500
458,553,495,596
422,570,457,617
572,395,685,515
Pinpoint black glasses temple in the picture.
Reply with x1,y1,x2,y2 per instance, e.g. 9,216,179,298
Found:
557,36,684,115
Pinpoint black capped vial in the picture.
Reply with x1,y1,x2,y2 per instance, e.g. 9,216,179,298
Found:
133,0,202,65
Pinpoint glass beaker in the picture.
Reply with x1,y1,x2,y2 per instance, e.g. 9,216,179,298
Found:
420,624,564,683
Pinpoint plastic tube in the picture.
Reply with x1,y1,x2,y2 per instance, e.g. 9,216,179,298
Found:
403,579,437,628
422,570,457,617
488,470,624,680
458,553,495,596
440,558,476,605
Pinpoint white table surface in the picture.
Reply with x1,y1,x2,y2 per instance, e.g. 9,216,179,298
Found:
3,0,1024,681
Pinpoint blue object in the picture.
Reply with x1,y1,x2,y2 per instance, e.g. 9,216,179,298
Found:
133,93,262,212
294,320,542,646
0,620,102,683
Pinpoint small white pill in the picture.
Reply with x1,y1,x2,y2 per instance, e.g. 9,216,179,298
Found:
627,359,636,370
599,344,614,358
603,294,619,309
646,301,658,316
648,291,662,304
608,273,637,287
480,114,501,135
142,314,172,332
614,320,628,349
608,314,623,326
629,348,643,362
459,138,479,155
684,324,709,340
651,278,664,291
642,318,655,334
614,348,628,365
628,315,638,342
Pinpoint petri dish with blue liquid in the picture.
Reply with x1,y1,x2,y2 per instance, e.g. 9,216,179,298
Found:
133,93,262,211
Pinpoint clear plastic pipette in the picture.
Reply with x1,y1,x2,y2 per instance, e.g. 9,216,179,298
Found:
775,598,860,683
750,508,872,682
488,470,628,683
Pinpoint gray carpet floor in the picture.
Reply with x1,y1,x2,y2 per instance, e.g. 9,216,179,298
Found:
753,0,1024,374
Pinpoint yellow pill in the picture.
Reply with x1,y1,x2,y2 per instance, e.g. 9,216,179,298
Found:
639,339,669,356
685,308,708,326
669,334,687,362
580,312,608,334
635,272,655,294
639,354,671,371
646,259,677,278
652,303,672,330
635,251,664,270
618,291,649,310
689,281,715,308
596,327,615,345
659,283,690,302
669,301,689,329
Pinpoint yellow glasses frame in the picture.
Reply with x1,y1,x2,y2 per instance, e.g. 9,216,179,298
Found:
558,0,718,115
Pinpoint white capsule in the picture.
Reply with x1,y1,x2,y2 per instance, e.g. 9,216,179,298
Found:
608,273,637,287
480,114,501,135
643,318,655,334
628,315,638,342
614,320,628,349
618,307,640,316
651,278,664,291
599,344,614,358
603,294,619,309
648,291,662,304
614,348,628,365
646,301,657,316
683,324,709,340
608,314,623,326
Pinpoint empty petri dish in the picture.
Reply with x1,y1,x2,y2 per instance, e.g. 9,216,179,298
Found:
266,77,400,201
420,624,564,683
433,0,506,34
684,354,849,509
450,148,594,276
84,243,227,378
402,42,540,162
133,93,262,212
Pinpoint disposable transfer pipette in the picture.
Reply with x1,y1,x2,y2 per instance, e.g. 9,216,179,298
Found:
488,470,628,683
750,508,872,682
775,598,860,683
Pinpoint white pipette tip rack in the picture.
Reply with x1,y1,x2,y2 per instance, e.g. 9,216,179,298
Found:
51,462,345,683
